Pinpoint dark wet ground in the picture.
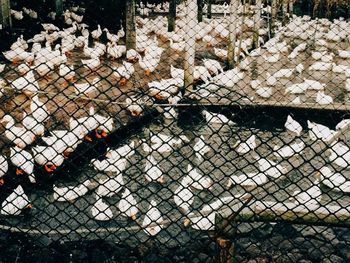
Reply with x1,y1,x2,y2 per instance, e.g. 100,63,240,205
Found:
1,221,350,262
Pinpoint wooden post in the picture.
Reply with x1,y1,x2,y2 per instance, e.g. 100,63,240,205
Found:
217,237,234,263
282,0,289,25
236,0,246,62
55,0,63,17
227,0,239,69
197,0,203,22
0,0,11,29
183,0,197,92
126,0,136,49
289,0,294,18
253,0,262,49
207,0,212,19
270,0,278,36
168,0,177,32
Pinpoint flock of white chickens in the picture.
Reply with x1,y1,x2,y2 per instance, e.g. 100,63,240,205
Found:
0,0,349,236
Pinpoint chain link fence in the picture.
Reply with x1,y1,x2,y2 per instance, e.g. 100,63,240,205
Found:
1,0,350,261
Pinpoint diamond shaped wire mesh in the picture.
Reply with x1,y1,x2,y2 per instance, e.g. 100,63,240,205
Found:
0,0,350,261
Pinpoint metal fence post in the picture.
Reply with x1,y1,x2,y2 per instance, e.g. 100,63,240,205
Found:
126,0,136,50
253,0,262,49
197,0,203,22
168,0,177,32
184,0,197,93
289,0,294,18
55,0,63,17
227,0,239,69
270,0,278,36
217,237,234,263
206,0,212,19
0,0,11,29
282,0,289,25
215,212,240,263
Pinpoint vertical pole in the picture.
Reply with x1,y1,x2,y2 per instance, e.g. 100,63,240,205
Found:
126,0,136,49
236,0,246,61
289,0,294,19
168,0,176,32
227,0,239,69
0,0,11,29
184,0,197,92
270,0,278,36
253,0,262,49
282,0,289,25
207,0,212,19
217,238,234,263
197,0,203,22
55,0,63,17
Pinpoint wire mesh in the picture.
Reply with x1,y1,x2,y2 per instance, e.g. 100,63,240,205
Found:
0,0,350,261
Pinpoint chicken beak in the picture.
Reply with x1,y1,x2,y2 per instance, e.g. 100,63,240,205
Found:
145,69,151,76
45,164,57,173
315,171,321,179
63,149,71,158
131,111,140,117
131,214,137,220
119,77,127,86
155,94,163,100
157,176,165,184
16,168,24,176
0,178,4,186
95,129,108,139
101,130,108,138
84,135,93,142
183,218,191,227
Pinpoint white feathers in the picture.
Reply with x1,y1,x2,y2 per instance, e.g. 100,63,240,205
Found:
285,115,302,136
203,58,223,75
319,166,350,192
96,174,124,197
10,147,36,183
202,110,234,125
142,200,164,236
105,141,135,160
91,197,113,221
53,180,92,202
227,172,267,187
0,155,8,179
187,164,213,190
316,91,333,105
118,188,138,219
273,141,305,158
293,178,321,207
295,63,304,74
174,176,194,213
193,135,211,161
1,185,30,216
91,158,127,173
309,62,332,71
257,158,287,178
285,79,326,94
328,142,350,168
144,155,164,183
272,68,294,79
256,86,273,98
307,121,336,143
235,135,256,154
